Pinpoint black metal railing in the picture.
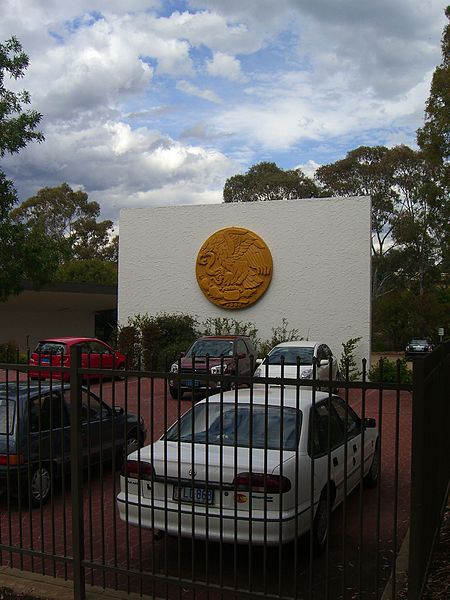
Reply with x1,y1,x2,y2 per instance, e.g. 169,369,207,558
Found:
0,346,448,599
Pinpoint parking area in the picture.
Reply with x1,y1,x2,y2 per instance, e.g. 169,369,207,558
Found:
0,373,412,599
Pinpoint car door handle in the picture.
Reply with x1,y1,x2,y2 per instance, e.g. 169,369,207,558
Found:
333,457,338,467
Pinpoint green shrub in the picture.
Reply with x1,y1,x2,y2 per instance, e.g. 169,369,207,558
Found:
339,337,362,381
200,317,259,344
257,318,302,358
117,325,140,368
368,357,412,384
0,341,27,364
141,321,161,370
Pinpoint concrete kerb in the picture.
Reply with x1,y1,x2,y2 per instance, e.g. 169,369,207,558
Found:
381,530,409,600
0,567,165,600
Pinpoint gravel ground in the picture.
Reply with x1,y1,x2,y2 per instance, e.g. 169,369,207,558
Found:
1,504,448,600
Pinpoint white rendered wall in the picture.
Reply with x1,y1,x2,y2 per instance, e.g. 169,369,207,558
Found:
119,197,371,364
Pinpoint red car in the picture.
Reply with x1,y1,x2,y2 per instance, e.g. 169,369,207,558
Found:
29,337,126,381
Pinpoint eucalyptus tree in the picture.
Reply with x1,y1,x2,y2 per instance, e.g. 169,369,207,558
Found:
0,37,61,301
223,161,320,203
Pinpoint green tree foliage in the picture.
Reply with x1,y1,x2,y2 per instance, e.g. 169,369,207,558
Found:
0,37,44,158
223,161,320,203
54,258,118,286
372,290,449,350
0,37,62,301
417,6,450,276
315,145,444,298
11,183,117,261
417,6,450,174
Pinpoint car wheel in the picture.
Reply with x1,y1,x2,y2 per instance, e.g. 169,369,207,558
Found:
312,489,331,554
169,386,182,399
364,444,379,488
29,464,53,507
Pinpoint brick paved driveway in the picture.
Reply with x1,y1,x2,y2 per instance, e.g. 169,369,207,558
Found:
0,372,412,599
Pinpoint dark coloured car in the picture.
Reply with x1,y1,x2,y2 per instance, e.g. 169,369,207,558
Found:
169,335,257,399
405,338,434,360
0,382,146,506
29,337,126,381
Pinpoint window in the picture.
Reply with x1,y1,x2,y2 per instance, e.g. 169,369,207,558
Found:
35,342,66,355
266,346,314,365
88,341,111,354
236,340,247,356
165,403,302,451
310,401,345,456
0,399,15,434
29,392,67,432
80,391,109,422
331,397,361,438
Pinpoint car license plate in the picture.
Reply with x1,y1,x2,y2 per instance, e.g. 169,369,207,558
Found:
173,485,214,505
41,358,50,364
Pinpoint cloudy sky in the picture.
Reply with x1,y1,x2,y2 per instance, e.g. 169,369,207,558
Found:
1,0,447,224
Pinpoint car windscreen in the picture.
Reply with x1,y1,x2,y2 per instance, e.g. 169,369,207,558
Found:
0,399,16,434
265,347,314,366
165,403,302,451
34,342,67,355
186,340,234,358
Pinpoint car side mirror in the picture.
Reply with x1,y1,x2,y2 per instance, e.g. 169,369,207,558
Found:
319,359,328,366
363,417,376,428
114,406,124,416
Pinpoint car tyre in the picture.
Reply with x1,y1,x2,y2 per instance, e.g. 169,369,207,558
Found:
364,443,379,488
29,463,53,507
312,488,331,555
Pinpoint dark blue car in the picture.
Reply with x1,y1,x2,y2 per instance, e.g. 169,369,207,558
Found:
0,382,146,506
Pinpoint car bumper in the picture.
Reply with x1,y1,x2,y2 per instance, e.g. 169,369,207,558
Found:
116,491,311,545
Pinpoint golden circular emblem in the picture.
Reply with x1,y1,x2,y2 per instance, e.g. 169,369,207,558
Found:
196,227,273,308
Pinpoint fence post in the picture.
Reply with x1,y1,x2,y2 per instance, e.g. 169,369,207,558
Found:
70,346,85,600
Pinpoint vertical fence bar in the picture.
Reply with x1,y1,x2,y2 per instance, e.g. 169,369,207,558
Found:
70,345,85,600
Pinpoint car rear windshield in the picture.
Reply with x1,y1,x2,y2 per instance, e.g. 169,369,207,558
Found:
0,399,16,435
266,346,314,366
165,403,302,451
34,342,67,355
186,340,234,358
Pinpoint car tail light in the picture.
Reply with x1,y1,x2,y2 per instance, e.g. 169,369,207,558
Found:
0,454,24,465
121,459,153,480
233,472,291,493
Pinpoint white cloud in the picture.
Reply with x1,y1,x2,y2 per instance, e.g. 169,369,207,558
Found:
0,0,447,224
176,80,222,103
205,51,247,81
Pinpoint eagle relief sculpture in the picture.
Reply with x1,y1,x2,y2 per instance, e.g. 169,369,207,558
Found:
196,227,273,308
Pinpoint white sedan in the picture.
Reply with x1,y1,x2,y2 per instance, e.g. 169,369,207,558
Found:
117,387,378,552
255,341,339,390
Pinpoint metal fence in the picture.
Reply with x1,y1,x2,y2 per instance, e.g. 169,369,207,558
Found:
0,345,448,600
